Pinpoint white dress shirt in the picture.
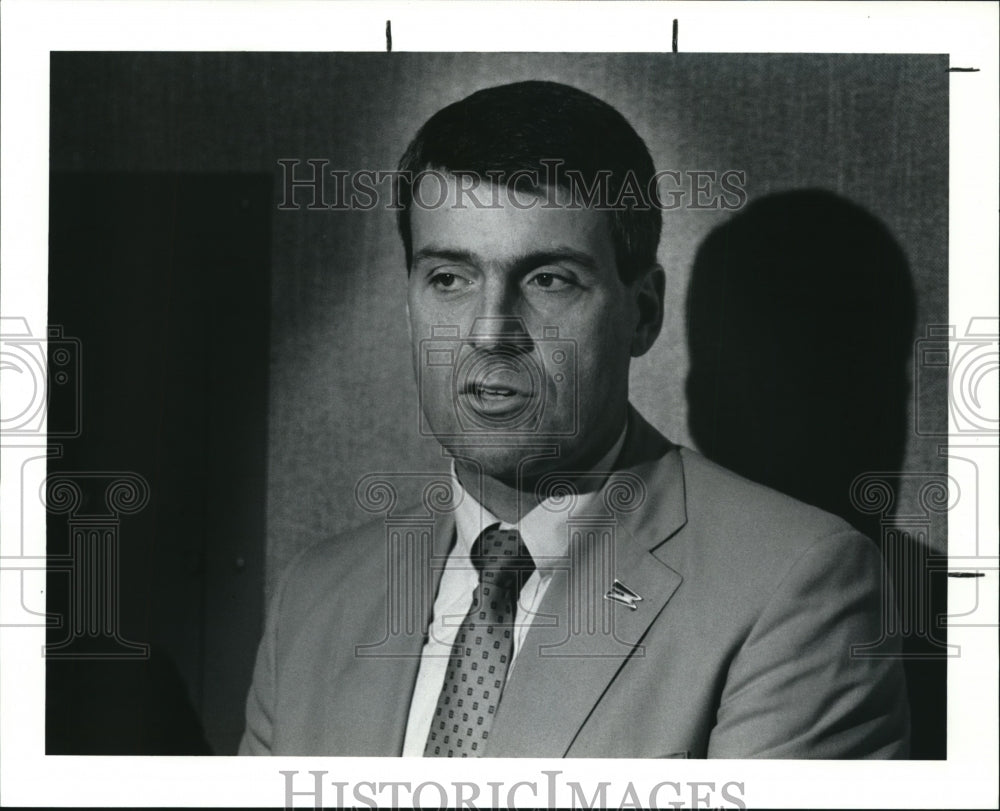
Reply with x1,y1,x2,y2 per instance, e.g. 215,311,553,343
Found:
401,427,628,755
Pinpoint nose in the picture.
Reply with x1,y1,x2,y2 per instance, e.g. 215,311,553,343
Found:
469,315,530,344
466,279,533,353
467,317,534,357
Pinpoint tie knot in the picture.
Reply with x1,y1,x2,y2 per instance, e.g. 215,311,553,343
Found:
471,525,535,589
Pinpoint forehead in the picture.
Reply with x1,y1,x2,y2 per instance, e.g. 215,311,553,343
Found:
409,174,615,267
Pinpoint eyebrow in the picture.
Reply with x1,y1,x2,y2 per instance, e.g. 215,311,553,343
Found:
411,245,600,274
411,247,480,267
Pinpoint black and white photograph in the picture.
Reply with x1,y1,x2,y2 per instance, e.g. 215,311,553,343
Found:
1,2,997,808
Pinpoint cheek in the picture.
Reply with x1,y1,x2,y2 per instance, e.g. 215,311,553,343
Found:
590,301,634,361
407,291,454,336
407,296,440,345
570,324,628,395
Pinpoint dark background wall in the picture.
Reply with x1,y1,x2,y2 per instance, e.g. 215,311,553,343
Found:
46,173,270,756
49,52,949,756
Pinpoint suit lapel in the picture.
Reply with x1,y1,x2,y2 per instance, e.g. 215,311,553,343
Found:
485,525,682,756
485,410,688,757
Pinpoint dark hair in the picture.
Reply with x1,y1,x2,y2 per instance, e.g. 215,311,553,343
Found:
396,80,661,283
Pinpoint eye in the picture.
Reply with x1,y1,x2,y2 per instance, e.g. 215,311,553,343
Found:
526,271,574,291
429,270,473,292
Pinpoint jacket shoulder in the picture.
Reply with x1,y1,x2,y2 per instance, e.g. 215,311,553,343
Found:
679,446,861,537
273,514,396,621
673,447,876,579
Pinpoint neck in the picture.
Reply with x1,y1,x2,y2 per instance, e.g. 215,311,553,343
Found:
453,415,629,524
454,464,538,524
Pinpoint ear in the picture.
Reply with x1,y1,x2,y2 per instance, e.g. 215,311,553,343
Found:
630,265,665,358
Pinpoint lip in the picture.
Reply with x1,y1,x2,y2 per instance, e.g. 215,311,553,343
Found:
462,369,532,399
461,387,532,413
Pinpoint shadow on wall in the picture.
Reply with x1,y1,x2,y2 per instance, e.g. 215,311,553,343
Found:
686,189,946,759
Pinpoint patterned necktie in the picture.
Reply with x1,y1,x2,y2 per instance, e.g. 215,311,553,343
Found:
424,525,535,757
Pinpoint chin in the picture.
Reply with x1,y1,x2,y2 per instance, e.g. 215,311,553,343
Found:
444,441,565,487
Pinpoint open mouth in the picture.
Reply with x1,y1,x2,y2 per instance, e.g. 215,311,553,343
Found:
461,374,535,420
463,367,530,399
455,351,545,427
465,382,530,411
471,383,521,398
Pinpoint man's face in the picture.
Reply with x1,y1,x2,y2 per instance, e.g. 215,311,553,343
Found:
407,174,655,484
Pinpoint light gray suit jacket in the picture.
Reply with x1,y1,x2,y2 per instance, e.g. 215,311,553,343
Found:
240,409,909,757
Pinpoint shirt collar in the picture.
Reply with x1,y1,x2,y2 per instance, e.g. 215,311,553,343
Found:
450,424,628,573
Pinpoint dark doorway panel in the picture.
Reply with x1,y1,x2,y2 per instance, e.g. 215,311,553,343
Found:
46,173,271,755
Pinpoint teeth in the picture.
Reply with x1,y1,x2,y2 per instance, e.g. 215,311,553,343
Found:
478,386,514,396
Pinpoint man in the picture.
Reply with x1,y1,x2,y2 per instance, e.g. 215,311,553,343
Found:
240,81,909,758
